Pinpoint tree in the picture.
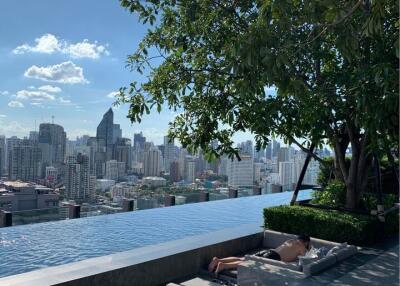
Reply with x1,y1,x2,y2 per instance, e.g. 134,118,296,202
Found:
118,0,399,209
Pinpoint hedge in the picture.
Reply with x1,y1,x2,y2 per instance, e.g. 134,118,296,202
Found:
264,206,398,246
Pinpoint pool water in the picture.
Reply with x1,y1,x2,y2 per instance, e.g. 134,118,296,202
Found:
0,190,311,278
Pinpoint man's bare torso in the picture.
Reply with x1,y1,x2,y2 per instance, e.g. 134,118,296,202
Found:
274,239,307,262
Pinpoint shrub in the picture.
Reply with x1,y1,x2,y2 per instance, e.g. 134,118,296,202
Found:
311,180,346,207
264,206,386,246
362,193,398,211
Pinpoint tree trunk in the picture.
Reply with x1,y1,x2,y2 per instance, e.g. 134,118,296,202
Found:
333,130,370,210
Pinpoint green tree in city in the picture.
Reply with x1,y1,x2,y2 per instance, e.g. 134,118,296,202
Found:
117,0,399,209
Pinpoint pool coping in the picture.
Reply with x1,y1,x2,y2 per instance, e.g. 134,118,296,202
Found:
0,223,263,286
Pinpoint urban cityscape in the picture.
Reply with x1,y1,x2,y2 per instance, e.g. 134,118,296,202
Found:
0,1,397,286
0,106,331,218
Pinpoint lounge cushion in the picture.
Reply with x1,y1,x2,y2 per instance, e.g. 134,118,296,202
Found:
302,255,337,276
245,255,302,272
333,245,358,262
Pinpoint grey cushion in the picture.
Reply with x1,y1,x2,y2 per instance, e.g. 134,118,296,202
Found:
333,245,358,262
245,255,302,272
302,255,337,276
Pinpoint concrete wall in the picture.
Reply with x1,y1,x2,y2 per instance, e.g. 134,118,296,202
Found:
0,224,263,286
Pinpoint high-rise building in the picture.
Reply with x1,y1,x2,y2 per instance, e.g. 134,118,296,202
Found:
29,131,39,141
96,108,114,160
114,138,132,172
278,147,290,161
144,146,161,176
238,140,253,157
254,147,265,162
65,153,95,202
38,123,66,170
272,140,280,158
185,156,196,183
0,135,5,176
227,154,254,187
105,160,119,180
254,162,263,184
6,136,22,172
112,124,122,143
87,137,106,178
265,143,272,160
163,136,175,172
8,139,42,182
178,148,188,179
133,132,146,150
170,161,180,182
279,161,294,191
76,135,90,146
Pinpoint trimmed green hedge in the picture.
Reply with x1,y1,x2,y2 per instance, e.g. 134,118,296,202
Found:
263,206,398,246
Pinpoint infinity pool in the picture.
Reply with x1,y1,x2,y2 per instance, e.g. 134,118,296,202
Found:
0,190,311,278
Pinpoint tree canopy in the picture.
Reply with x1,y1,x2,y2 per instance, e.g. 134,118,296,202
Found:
118,0,399,208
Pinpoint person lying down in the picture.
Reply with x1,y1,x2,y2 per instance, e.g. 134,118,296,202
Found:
208,235,310,275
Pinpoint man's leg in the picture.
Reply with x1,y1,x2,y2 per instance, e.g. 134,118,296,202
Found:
215,260,244,275
208,257,244,272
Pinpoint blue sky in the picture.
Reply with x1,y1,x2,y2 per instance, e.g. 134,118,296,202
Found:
0,0,259,145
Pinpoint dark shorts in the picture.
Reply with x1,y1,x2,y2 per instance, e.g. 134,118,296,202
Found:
255,249,281,261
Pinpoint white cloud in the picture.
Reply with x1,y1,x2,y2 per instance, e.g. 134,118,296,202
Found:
106,91,119,98
13,33,109,59
59,97,71,104
0,91,9,96
64,40,109,59
30,102,44,108
13,34,60,54
16,89,55,101
0,114,6,118
8,101,24,108
38,85,62,93
24,61,88,84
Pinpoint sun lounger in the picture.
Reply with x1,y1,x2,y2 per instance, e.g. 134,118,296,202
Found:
238,230,358,285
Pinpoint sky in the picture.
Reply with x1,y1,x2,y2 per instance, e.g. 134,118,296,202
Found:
0,1,263,145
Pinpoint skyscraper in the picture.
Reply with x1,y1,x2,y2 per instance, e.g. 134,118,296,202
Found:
105,160,119,180
279,161,294,191
113,124,122,143
115,138,132,172
238,140,253,157
144,146,161,176
265,143,272,160
6,136,22,171
163,136,175,172
185,157,196,183
133,132,146,150
227,154,254,187
29,131,39,141
0,135,5,176
97,108,114,160
65,153,95,202
272,140,280,158
38,123,66,168
8,139,42,182
170,161,180,182
87,137,106,178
